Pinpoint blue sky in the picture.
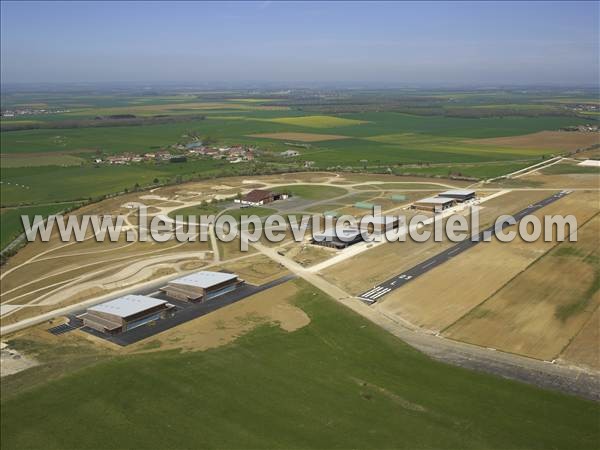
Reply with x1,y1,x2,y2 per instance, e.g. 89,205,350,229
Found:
1,1,598,85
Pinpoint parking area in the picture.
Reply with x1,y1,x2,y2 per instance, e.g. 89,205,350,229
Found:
70,274,296,346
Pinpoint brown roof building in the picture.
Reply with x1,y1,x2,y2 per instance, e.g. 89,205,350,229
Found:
413,196,455,212
236,189,289,206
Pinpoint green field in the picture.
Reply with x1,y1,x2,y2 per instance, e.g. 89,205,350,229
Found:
1,90,596,237
392,161,537,179
1,281,598,449
0,202,81,249
541,163,600,175
0,159,235,206
224,206,277,222
168,204,276,226
275,184,347,200
0,153,86,168
260,115,369,128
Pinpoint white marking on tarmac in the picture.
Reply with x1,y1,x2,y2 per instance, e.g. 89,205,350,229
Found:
422,260,437,269
362,286,385,297
370,288,391,299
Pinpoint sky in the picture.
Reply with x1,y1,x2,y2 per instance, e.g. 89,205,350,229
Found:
1,1,598,86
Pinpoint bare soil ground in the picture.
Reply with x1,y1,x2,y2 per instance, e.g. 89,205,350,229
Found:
323,237,455,296
247,132,350,142
444,209,599,362
573,147,600,160
518,171,600,189
128,280,309,352
0,342,38,377
560,308,600,370
285,244,336,267
467,131,599,152
375,237,549,332
213,254,288,285
322,191,551,295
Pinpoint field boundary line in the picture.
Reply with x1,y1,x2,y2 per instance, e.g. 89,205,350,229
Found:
555,303,600,364
438,211,600,339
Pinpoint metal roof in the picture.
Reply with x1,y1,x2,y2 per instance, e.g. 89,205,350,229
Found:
415,196,455,204
170,271,238,289
438,189,475,197
88,295,167,318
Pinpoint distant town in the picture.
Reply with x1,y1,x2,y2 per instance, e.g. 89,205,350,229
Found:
0,107,70,117
96,140,314,167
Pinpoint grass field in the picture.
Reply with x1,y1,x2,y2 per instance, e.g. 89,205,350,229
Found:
464,131,599,152
392,161,537,179
274,184,347,200
467,131,600,152
363,133,551,158
0,202,82,249
0,159,230,205
541,162,600,175
247,132,350,142
1,281,598,449
0,152,85,168
1,90,597,263
260,115,369,128
225,206,277,222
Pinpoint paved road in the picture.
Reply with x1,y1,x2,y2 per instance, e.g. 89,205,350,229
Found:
360,190,570,302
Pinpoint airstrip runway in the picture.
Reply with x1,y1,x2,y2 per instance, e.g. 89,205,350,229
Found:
359,191,570,303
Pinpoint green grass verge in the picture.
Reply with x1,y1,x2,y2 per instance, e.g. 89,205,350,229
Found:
260,115,369,128
0,160,235,205
1,281,598,449
224,206,277,222
0,154,86,168
0,202,81,249
275,184,347,200
392,161,538,179
541,163,600,175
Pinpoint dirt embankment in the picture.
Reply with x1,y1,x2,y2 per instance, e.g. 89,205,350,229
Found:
129,281,310,353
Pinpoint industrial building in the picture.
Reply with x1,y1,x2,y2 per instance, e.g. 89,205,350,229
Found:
438,189,476,202
161,271,241,302
413,196,456,212
78,295,174,334
235,189,289,206
312,227,363,249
